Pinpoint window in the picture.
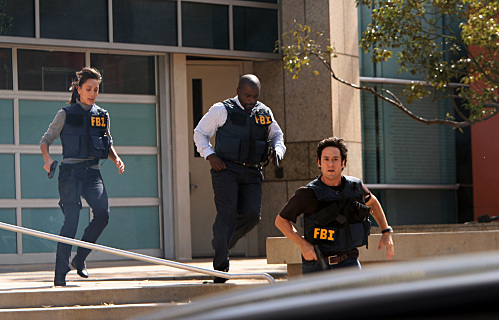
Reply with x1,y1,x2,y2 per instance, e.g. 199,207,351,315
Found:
361,84,455,185
19,100,65,145
40,0,108,41
97,102,157,146
0,209,16,253
17,50,84,91
91,53,155,95
361,84,457,224
181,2,229,50
0,99,13,144
0,0,35,37
113,0,177,46
1,48,162,258
192,79,203,157
0,49,12,89
21,208,87,253
98,207,160,249
233,6,278,53
0,155,15,199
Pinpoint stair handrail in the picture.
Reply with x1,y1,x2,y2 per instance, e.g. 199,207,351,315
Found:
0,221,275,284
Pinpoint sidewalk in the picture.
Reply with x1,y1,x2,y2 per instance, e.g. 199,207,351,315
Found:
0,258,287,291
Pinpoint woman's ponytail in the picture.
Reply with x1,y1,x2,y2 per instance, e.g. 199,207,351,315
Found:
67,67,102,104
68,79,80,104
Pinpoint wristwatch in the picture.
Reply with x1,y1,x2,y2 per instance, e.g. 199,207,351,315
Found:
381,226,393,234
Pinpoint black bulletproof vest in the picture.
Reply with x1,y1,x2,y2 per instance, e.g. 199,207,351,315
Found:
214,98,272,165
304,176,371,255
61,103,110,160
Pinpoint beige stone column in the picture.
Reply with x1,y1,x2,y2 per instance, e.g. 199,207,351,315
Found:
329,0,363,179
170,54,192,260
254,0,363,255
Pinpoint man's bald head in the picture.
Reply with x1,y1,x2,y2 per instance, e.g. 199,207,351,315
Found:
238,74,261,90
237,74,261,110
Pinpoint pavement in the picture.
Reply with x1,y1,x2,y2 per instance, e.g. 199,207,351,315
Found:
0,257,288,291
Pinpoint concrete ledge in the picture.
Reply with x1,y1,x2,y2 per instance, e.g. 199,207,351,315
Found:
267,229,499,277
0,284,262,309
0,303,173,320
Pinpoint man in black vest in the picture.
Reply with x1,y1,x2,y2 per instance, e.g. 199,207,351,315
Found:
275,137,394,274
194,74,286,283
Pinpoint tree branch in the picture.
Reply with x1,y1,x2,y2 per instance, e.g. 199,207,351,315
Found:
281,16,499,129
319,54,473,128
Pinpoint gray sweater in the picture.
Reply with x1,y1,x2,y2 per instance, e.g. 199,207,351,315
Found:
40,99,113,165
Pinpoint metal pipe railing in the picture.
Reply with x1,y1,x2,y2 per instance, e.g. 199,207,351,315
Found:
0,221,275,284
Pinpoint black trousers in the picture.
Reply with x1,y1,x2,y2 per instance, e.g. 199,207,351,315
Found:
55,163,110,275
210,161,263,270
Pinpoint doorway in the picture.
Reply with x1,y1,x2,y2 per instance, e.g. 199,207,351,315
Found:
187,61,248,257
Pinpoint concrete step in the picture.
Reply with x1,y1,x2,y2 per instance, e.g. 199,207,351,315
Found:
0,258,285,319
0,283,265,319
0,283,263,309
0,302,177,320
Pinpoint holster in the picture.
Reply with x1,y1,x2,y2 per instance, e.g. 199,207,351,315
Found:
314,201,347,226
58,165,85,208
348,200,371,221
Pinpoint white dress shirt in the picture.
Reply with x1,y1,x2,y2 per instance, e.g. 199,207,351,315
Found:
193,96,286,160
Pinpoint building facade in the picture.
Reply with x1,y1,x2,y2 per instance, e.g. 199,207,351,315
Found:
0,0,473,265
0,0,283,264
357,4,472,226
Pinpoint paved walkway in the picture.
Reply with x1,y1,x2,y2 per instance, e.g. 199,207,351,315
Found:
0,258,287,291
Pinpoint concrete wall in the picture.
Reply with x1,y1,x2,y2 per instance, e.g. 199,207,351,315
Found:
253,0,362,255
267,224,499,277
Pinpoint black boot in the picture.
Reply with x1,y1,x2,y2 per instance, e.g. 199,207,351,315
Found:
71,256,89,278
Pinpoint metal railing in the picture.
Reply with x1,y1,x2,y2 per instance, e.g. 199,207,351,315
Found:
365,183,459,190
0,221,275,284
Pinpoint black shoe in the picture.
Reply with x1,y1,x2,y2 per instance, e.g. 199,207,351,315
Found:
213,276,228,283
54,273,67,286
71,257,89,278
213,267,229,283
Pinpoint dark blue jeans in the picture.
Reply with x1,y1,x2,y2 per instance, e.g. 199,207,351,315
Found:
211,161,263,271
55,163,109,275
302,257,361,274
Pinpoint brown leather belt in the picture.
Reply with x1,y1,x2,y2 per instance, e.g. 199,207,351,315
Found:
326,252,359,265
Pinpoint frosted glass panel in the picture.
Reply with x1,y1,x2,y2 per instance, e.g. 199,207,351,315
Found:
0,155,15,199
98,206,160,249
22,208,88,253
20,154,61,199
0,99,13,144
97,102,157,146
19,100,65,145
0,209,17,254
100,155,158,198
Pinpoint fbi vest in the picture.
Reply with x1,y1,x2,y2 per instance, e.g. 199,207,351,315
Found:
304,176,371,255
60,103,110,160
214,98,271,165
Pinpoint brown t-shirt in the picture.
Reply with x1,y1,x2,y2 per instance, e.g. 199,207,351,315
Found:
279,176,371,223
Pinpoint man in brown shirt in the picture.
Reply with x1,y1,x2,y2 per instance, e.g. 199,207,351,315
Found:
275,137,394,274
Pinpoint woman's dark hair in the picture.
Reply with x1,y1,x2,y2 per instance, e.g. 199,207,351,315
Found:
317,136,348,168
68,67,102,104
